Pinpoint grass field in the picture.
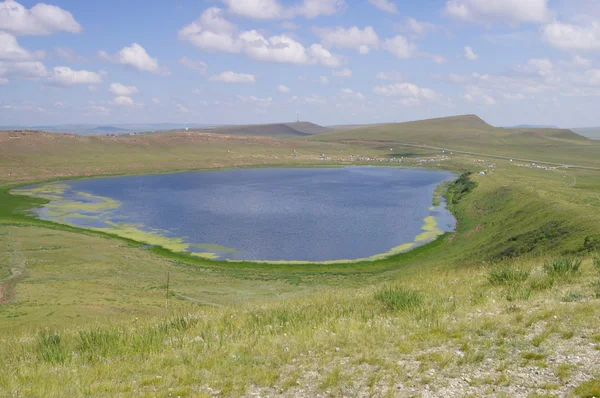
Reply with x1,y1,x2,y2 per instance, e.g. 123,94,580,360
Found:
1,115,600,396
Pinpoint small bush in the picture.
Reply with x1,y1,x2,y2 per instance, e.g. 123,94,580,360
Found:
489,267,530,286
37,330,68,363
544,256,582,276
374,285,423,312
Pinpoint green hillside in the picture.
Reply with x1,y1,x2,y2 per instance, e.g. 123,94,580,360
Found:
312,115,600,167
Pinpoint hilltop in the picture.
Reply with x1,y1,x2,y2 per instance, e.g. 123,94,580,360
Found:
199,121,332,138
312,114,599,167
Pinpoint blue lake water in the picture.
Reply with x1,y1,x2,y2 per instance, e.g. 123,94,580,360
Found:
23,167,456,262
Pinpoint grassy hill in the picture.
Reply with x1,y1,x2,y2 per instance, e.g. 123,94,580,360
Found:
573,127,600,140
199,121,332,138
1,115,600,396
312,115,600,167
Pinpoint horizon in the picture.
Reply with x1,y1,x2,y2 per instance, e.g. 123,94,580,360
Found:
2,0,600,127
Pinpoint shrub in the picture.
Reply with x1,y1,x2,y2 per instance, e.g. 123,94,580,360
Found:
489,267,530,286
374,285,423,312
544,256,582,276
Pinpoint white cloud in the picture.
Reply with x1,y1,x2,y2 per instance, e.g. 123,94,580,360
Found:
220,0,343,19
53,101,64,108
277,84,290,93
0,31,44,60
464,85,496,104
292,0,345,19
333,68,352,77
0,0,82,36
383,35,416,59
109,83,138,96
319,75,329,84
541,22,600,51
404,18,436,36
50,66,102,86
445,0,550,24
152,97,160,104
209,71,256,83
237,95,273,106
292,94,326,104
176,104,189,113
179,8,344,66
373,82,438,99
341,88,365,100
179,56,208,74
314,26,379,54
240,31,310,64
573,55,592,68
368,0,397,13
308,44,343,67
55,47,86,62
100,43,166,74
464,46,479,61
112,96,135,106
376,71,408,81
222,0,283,19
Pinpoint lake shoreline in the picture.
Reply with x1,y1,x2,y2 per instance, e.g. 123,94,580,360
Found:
5,164,459,268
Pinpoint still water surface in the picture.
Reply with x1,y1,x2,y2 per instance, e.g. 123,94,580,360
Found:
25,167,456,262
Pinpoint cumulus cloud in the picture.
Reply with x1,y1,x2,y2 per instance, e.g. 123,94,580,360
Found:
368,0,397,14
319,76,329,84
313,26,379,54
332,68,352,77
176,104,189,113
404,18,436,36
0,31,45,60
0,0,82,36
445,0,550,24
99,43,167,74
50,66,102,86
220,0,343,19
373,82,438,100
109,82,138,96
464,85,496,104
0,60,47,82
277,84,290,92
112,96,135,106
541,22,600,51
573,55,592,68
340,88,365,100
382,35,416,59
178,8,344,66
151,97,160,104
308,44,343,67
179,56,208,74
209,71,256,83
464,46,479,60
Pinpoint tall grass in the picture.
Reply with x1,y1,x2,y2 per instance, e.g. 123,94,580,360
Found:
543,256,582,276
37,330,68,363
592,252,600,273
489,267,530,285
374,285,423,312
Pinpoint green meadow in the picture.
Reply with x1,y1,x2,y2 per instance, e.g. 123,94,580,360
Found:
1,116,600,396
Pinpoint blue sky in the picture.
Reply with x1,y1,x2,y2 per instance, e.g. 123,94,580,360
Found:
1,0,600,127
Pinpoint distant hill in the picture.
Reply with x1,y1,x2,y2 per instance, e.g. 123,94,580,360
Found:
199,122,332,138
505,124,558,129
311,114,600,167
572,127,600,140
91,126,130,132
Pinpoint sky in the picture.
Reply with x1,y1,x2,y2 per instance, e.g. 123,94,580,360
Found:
1,0,600,128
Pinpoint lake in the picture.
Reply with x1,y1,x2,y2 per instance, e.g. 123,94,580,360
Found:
15,167,456,262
